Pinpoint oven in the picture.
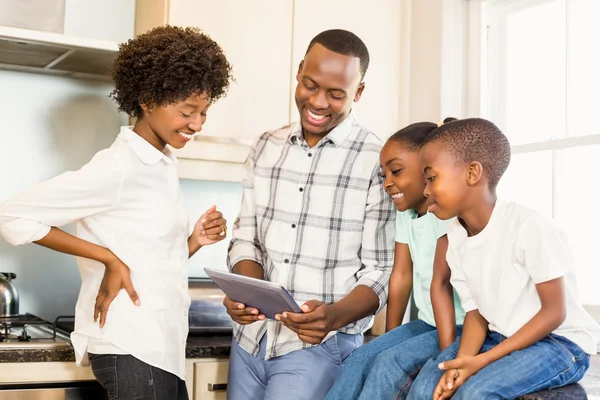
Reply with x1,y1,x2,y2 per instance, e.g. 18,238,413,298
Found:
0,315,106,399
0,382,106,399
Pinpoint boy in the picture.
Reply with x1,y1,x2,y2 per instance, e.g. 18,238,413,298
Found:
408,118,600,399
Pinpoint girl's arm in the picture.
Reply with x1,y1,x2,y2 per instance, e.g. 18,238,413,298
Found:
385,242,413,331
431,235,457,350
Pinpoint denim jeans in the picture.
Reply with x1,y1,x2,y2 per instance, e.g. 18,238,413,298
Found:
407,332,590,400
89,353,188,400
227,333,362,400
326,320,461,400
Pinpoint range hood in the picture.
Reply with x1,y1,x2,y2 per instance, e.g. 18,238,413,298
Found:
0,25,118,80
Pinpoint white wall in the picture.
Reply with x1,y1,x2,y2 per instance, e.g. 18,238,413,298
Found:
181,179,241,278
0,70,126,321
0,70,243,321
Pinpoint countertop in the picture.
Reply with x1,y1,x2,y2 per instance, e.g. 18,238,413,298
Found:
0,332,234,363
0,330,598,398
0,317,234,363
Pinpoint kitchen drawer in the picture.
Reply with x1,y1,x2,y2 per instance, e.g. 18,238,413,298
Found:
192,358,228,400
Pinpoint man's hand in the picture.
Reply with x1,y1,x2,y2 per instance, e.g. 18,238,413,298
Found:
276,300,337,344
191,205,228,247
223,295,265,325
433,355,487,399
94,256,140,328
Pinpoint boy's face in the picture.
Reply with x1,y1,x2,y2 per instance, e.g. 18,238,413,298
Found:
295,43,364,138
379,141,427,212
419,142,468,220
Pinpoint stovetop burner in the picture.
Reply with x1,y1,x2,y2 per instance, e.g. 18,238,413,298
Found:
0,313,71,349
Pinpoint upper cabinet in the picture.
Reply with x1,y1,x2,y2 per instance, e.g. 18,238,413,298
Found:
136,0,405,182
290,0,405,140
136,0,293,182
0,0,135,79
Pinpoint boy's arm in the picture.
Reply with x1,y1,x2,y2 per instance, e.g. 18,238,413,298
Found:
385,242,413,331
473,277,565,365
431,235,458,350
437,279,565,399
455,216,571,367
456,309,489,357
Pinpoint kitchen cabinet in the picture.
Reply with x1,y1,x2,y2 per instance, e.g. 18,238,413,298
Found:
135,0,294,182
289,0,405,140
0,361,95,383
185,358,229,400
0,0,135,80
135,0,405,182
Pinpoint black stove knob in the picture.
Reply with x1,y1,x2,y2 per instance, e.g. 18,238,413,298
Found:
17,328,30,341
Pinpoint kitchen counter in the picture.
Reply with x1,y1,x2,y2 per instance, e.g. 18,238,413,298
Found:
2,331,598,398
0,334,234,363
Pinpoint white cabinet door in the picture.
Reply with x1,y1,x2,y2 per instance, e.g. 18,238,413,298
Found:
167,0,294,181
187,358,229,400
289,0,405,140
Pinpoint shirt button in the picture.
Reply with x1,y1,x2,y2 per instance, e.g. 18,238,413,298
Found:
291,224,296,228
299,187,304,192
184,310,188,317
308,153,312,157
284,259,290,264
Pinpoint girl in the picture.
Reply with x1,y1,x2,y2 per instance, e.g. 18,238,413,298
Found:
0,26,233,400
326,120,465,400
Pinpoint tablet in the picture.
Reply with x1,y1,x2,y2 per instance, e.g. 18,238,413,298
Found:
204,268,302,319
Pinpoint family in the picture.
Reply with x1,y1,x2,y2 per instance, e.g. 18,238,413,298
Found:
0,25,599,400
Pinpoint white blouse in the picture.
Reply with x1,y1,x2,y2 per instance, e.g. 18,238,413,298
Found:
0,127,191,379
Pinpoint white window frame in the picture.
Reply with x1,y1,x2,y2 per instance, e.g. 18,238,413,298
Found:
466,0,600,219
464,0,600,312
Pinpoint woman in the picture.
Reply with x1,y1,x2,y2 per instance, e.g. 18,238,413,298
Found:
0,26,234,399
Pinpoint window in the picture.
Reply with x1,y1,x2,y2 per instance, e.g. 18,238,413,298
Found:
480,0,600,305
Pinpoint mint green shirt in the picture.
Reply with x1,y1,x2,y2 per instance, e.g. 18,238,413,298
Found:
395,210,465,327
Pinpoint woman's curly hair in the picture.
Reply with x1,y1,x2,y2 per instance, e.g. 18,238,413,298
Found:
110,25,233,118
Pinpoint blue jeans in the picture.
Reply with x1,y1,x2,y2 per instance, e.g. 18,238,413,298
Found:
227,333,362,400
326,320,461,400
408,332,590,400
89,353,188,400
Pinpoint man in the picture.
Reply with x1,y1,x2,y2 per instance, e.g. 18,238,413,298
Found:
226,29,395,400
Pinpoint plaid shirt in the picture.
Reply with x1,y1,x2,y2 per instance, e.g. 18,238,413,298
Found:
227,113,395,360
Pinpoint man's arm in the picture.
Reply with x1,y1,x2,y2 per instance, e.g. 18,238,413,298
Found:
225,138,266,324
431,235,458,350
226,138,264,276
279,163,396,343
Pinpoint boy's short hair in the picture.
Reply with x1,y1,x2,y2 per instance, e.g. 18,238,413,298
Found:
423,118,511,188
305,29,370,78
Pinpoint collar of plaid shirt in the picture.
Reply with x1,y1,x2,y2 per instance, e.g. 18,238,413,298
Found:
228,113,395,360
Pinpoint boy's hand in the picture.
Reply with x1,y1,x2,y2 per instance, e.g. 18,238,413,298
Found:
433,369,459,399
433,355,487,399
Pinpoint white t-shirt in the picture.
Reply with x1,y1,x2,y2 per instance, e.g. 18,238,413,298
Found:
0,127,191,379
446,200,600,355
